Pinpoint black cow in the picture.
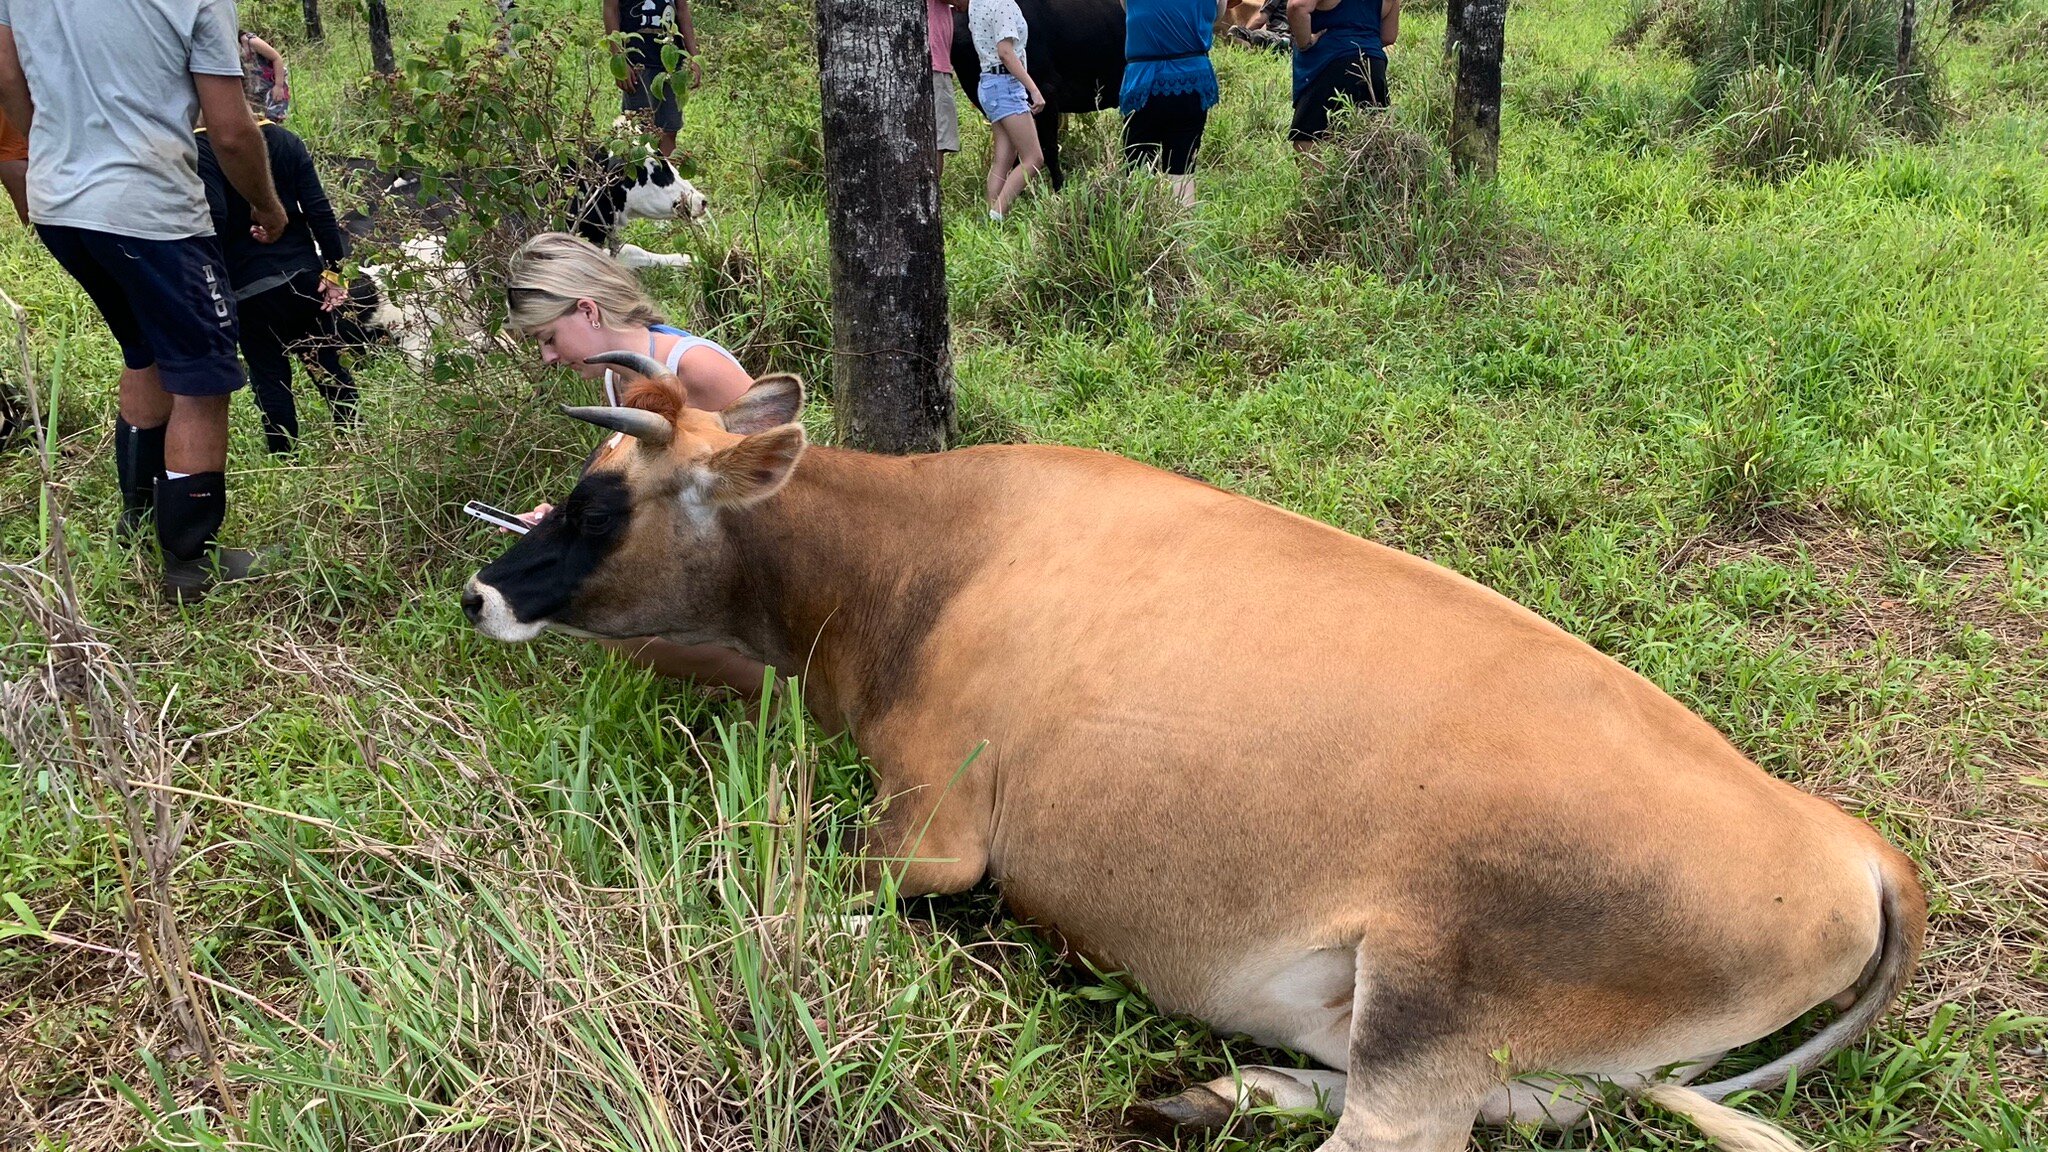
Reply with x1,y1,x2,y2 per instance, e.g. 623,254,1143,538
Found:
951,0,1127,189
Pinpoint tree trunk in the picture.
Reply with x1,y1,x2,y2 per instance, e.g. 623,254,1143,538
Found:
1443,0,1465,62
1896,0,1917,81
302,0,323,41
366,0,396,76
814,0,955,454
1448,0,1507,180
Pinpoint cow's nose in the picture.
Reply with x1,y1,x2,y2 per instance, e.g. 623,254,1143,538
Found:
461,584,485,623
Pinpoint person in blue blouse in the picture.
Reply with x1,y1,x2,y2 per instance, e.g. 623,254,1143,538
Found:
1286,0,1402,147
1120,0,1227,205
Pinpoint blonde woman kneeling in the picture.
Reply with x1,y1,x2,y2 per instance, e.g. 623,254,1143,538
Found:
504,232,767,696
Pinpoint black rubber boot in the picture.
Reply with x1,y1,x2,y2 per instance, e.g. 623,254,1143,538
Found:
114,419,166,539
156,471,276,603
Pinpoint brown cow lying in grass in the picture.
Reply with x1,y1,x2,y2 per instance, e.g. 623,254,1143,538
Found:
464,359,1925,1152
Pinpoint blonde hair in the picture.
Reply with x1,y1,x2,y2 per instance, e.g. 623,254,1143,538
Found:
506,232,665,333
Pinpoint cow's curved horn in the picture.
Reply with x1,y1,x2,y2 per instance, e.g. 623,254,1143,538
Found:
560,404,675,447
584,350,671,383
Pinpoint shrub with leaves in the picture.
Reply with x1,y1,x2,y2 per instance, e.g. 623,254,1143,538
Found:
360,15,679,270
1708,65,1876,179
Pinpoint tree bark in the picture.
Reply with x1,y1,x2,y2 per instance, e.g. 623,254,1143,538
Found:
1896,0,1917,81
1448,0,1507,180
814,0,955,454
302,0,323,41
1443,0,1465,62
366,0,396,76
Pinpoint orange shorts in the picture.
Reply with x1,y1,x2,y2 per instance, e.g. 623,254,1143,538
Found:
0,117,25,163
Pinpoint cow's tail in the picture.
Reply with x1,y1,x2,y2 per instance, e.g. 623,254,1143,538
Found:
1635,852,1925,1152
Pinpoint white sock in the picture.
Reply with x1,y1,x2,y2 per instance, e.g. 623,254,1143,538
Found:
165,469,190,480
988,210,1004,223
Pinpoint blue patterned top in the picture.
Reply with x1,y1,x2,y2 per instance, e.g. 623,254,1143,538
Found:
1120,0,1220,115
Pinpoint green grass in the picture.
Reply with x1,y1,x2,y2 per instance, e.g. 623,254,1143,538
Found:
3,0,2046,1148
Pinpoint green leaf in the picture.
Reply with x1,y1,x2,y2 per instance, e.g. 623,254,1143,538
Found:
1,892,43,936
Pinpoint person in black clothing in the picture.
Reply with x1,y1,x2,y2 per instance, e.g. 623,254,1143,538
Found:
195,115,357,454
605,0,701,158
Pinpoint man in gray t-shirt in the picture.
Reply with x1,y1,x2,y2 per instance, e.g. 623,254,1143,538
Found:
0,0,294,602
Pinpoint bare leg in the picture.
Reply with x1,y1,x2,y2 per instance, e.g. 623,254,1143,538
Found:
1319,944,1491,1152
986,127,1016,213
615,243,692,271
860,770,989,897
657,128,678,157
117,365,174,429
992,113,1043,216
164,393,231,475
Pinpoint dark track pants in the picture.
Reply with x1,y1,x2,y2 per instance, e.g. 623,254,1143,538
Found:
239,271,358,453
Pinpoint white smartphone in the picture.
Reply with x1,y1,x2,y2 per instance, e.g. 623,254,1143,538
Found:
464,500,532,535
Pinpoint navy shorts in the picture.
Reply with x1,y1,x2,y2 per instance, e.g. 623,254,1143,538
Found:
624,67,683,133
1289,53,1390,142
36,225,243,396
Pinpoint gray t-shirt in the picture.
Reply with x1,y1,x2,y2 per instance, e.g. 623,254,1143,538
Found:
0,0,242,239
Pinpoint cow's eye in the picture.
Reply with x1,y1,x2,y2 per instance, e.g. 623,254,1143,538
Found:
582,510,612,533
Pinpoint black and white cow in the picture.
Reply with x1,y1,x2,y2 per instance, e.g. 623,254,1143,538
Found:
568,146,710,271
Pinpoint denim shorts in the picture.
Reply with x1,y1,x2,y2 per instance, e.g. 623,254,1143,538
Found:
978,73,1033,123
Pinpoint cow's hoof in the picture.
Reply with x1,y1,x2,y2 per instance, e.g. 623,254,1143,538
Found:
1123,1086,1235,1136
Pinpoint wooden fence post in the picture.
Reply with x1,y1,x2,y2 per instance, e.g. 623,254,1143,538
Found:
1448,0,1508,179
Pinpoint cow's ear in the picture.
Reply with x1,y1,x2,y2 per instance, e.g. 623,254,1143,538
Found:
720,374,805,435
704,424,806,506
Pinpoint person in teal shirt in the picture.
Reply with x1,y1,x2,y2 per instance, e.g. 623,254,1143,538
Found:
1121,0,1226,205
1287,0,1402,146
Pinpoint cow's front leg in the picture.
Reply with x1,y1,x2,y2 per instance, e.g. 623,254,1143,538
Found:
615,243,692,271
1035,108,1065,191
857,761,991,898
